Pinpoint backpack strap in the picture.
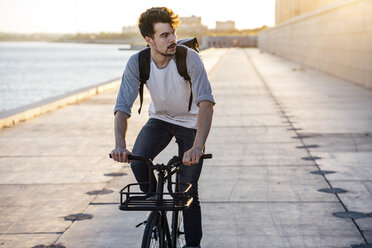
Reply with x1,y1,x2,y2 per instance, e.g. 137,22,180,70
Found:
175,45,193,111
138,47,151,114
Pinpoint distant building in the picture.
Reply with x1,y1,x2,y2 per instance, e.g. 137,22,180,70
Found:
201,36,257,49
179,15,208,32
122,25,138,34
215,21,235,32
181,15,202,26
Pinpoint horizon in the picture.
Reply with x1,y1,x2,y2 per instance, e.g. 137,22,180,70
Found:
0,0,275,34
0,24,271,36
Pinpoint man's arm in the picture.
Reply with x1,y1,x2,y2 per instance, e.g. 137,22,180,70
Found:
111,53,140,163
111,111,132,163
183,100,214,165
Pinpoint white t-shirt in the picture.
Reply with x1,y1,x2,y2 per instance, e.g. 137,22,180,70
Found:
146,56,199,128
114,46,215,129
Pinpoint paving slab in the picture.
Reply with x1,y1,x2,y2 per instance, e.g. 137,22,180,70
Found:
212,114,289,128
56,204,145,248
207,142,309,157
330,181,372,212
214,102,281,116
364,232,372,245
199,165,337,202
0,156,119,184
292,133,372,152
288,120,372,134
90,169,133,204
208,126,303,144
201,202,363,248
0,234,61,248
312,152,372,181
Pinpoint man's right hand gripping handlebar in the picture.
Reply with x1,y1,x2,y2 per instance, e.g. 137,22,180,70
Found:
110,147,132,163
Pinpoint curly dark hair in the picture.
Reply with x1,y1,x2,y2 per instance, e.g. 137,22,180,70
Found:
138,7,180,38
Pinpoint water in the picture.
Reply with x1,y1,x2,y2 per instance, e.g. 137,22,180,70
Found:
0,42,136,113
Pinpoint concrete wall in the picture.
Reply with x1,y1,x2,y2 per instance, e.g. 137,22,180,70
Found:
259,0,372,89
275,0,342,24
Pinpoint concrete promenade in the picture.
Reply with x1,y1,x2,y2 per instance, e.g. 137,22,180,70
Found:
0,48,371,248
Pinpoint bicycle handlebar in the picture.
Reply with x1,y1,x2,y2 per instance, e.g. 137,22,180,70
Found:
127,155,150,162
109,153,212,165
109,153,213,161
110,153,212,196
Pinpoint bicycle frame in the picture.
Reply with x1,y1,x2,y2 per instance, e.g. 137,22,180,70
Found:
155,165,172,247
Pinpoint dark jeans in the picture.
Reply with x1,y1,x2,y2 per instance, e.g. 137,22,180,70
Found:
131,118,203,247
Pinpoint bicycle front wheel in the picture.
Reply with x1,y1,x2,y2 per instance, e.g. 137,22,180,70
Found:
142,211,162,248
172,210,186,248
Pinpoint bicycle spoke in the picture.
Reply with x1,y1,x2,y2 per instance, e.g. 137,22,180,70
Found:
149,226,159,247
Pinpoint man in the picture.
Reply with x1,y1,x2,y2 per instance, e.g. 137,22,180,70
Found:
111,7,214,248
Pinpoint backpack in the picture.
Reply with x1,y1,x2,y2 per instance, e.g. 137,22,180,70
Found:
137,37,200,114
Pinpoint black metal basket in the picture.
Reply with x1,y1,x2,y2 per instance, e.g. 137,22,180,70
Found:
119,182,193,211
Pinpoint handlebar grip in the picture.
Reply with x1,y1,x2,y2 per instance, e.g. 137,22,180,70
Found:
201,154,212,159
127,155,148,161
109,154,148,161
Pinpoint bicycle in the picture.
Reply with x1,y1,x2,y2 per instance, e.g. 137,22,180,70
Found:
110,153,212,248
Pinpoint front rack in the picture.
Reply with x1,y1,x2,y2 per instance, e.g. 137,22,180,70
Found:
119,182,193,211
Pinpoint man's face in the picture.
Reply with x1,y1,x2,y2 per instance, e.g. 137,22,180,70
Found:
147,22,177,57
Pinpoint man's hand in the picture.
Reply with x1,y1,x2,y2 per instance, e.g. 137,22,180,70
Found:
111,147,132,163
183,147,203,166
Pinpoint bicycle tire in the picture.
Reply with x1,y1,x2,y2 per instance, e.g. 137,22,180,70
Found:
141,211,161,248
171,210,186,248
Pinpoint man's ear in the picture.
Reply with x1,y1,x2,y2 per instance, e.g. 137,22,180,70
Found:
144,36,153,47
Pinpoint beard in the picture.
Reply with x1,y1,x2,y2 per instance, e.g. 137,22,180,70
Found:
160,52,175,57
156,43,177,57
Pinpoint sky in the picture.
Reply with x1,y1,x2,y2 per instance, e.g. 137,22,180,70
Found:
0,0,276,34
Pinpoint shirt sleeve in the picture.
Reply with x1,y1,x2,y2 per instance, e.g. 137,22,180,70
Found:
186,48,216,106
114,53,140,116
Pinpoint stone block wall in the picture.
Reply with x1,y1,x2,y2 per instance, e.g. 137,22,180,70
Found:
259,0,372,89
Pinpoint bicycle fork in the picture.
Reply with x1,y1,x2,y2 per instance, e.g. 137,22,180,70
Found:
154,169,173,248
